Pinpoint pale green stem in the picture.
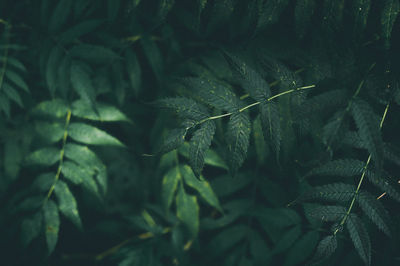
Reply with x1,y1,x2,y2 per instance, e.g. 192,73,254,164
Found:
45,109,72,202
334,103,390,234
194,84,315,128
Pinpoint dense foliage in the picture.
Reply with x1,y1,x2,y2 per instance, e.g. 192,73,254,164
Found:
1,0,400,265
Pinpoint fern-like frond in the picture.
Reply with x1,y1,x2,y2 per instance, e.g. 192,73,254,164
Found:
159,97,210,121
346,214,371,266
183,77,240,112
159,128,187,154
365,170,400,202
305,205,346,222
189,120,216,177
223,52,271,101
309,235,337,266
299,183,355,203
259,101,281,158
306,159,365,178
226,112,251,175
351,99,384,169
357,191,391,236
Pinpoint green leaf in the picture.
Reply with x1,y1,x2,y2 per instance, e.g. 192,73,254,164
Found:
43,200,60,254
126,49,142,97
54,180,83,230
33,99,69,118
5,69,29,92
306,159,365,178
159,97,210,121
381,0,400,47
3,82,23,107
70,62,96,105
183,77,240,112
294,0,316,39
346,214,371,266
0,93,10,117
181,165,222,211
58,20,104,44
141,37,163,83
176,183,199,238
160,128,187,154
357,191,391,236
283,230,320,266
45,46,64,96
71,100,131,122
68,122,125,147
189,120,216,177
305,205,346,222
365,170,400,202
48,0,72,32
26,147,60,166
64,143,103,168
21,212,43,247
309,235,337,265
273,225,302,254
61,161,100,196
57,56,71,97
1,56,26,72
223,52,271,100
206,224,247,256
107,0,120,21
259,101,281,159
210,173,252,198
70,44,121,64
226,112,251,175
4,138,22,179
252,116,269,164
299,183,355,203
161,166,181,210
351,99,384,169
179,142,228,170
35,122,65,143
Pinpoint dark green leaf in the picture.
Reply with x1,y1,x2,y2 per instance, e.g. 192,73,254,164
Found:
310,235,337,265
54,180,83,230
26,147,60,166
189,120,216,177
346,214,371,266
176,184,199,238
226,112,251,175
68,122,125,147
71,100,131,122
181,165,222,211
381,0,400,47
43,200,60,254
21,212,43,247
161,166,181,210
351,99,384,169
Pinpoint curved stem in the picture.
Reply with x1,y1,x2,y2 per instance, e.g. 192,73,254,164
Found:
194,84,315,128
334,103,390,234
45,109,72,202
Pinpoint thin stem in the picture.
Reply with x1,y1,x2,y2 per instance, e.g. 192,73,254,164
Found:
194,84,315,128
239,68,305,100
45,109,72,202
334,103,390,234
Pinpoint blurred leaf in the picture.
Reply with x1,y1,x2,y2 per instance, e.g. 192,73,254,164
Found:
71,100,131,122
126,49,142,97
181,165,222,211
54,180,83,230
21,212,43,247
68,123,125,147
176,184,199,238
26,147,60,166
43,200,60,254
161,165,181,210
